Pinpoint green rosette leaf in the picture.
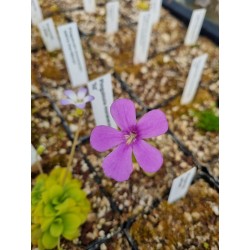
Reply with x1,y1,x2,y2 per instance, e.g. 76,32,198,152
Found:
50,218,64,237
61,213,82,238
41,231,58,249
31,167,91,249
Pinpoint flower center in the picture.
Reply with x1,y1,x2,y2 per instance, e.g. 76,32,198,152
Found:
76,98,84,104
124,132,137,145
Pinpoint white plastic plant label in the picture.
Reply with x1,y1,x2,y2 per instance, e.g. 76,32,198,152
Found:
133,11,153,64
181,54,208,105
83,0,96,13
106,1,119,34
38,18,61,52
168,167,197,204
184,8,206,46
31,144,41,166
150,0,162,24
57,23,89,87
31,0,43,26
87,74,116,128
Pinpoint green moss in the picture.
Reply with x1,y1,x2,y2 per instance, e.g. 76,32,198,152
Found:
194,109,219,132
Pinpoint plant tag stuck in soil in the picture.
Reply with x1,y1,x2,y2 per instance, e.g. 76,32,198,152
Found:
168,167,197,204
87,74,116,128
31,0,43,26
57,22,89,87
31,144,41,166
83,0,96,13
38,18,61,52
184,8,206,46
106,1,119,34
150,0,162,24
133,11,153,64
181,54,208,105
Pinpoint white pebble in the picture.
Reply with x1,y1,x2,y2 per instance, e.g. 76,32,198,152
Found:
99,230,105,237
100,243,107,250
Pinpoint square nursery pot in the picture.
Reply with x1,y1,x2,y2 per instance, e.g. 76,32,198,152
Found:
166,37,219,97
161,88,219,179
115,53,186,109
80,130,196,223
31,150,123,249
129,178,219,249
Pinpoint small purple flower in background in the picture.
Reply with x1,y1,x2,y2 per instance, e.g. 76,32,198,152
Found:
61,87,94,109
90,99,168,182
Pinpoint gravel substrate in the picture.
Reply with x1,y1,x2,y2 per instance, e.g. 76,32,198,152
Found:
31,96,70,172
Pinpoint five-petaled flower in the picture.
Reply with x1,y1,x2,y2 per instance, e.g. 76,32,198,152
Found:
90,99,168,182
61,87,94,109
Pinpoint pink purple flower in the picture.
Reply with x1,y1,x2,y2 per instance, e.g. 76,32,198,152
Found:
90,99,168,182
60,87,94,109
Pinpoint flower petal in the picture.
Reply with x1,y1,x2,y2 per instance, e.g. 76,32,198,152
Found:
75,102,86,109
90,125,124,152
64,90,77,101
133,140,163,173
77,87,87,99
60,99,73,105
137,110,168,139
110,99,136,131
103,143,133,182
84,95,95,103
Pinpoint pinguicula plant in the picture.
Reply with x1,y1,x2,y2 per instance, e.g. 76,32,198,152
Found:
31,167,91,250
32,87,94,249
90,98,168,182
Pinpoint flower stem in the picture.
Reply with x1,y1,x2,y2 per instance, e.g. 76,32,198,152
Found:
57,237,62,250
62,114,82,185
